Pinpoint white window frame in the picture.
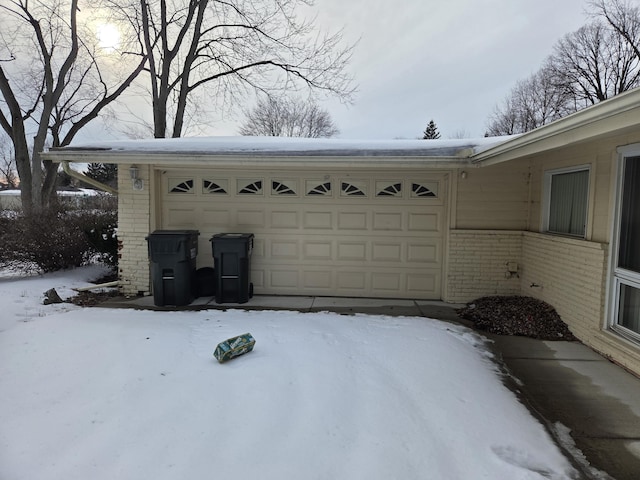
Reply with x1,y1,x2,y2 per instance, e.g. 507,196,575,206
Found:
542,165,591,238
608,145,640,343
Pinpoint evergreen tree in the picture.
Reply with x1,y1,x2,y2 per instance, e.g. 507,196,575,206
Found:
85,163,118,188
422,120,441,139
86,163,104,182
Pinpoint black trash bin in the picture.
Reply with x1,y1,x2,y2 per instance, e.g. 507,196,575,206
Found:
146,230,199,306
210,233,254,304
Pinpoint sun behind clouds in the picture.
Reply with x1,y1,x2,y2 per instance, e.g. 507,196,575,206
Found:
96,23,120,52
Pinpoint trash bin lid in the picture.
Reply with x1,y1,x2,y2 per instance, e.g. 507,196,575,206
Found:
210,233,254,240
148,229,200,237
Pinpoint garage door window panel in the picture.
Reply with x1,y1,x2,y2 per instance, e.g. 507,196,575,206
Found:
238,179,264,195
306,180,332,196
272,180,298,196
203,179,228,194
341,181,367,197
376,181,403,197
169,179,195,194
412,182,438,198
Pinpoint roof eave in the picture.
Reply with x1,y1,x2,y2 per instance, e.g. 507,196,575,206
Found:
471,87,640,166
42,151,473,169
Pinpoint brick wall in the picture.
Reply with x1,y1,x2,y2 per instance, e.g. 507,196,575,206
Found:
445,228,640,374
447,229,608,338
117,165,152,296
446,230,523,303
520,232,607,341
520,232,640,374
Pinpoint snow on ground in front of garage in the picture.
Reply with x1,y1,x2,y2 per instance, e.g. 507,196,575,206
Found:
0,266,578,479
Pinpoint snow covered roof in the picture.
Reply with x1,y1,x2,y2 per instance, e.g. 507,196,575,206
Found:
54,135,513,158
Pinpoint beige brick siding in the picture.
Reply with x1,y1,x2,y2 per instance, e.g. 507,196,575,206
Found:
588,329,640,376
520,232,607,340
447,229,640,374
445,230,523,303
117,164,152,296
521,232,640,374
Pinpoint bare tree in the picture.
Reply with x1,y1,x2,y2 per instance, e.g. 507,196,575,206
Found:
590,0,640,58
448,129,471,139
486,68,572,136
239,95,339,137
108,0,355,139
547,21,640,106
486,2,640,136
0,139,17,188
0,0,146,215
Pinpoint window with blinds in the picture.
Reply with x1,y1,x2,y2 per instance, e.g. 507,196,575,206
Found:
544,167,590,237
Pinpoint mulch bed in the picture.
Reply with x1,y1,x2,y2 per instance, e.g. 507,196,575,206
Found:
67,270,120,307
457,296,576,341
68,289,120,307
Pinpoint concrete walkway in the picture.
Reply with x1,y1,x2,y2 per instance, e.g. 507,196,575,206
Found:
489,335,640,480
105,294,640,479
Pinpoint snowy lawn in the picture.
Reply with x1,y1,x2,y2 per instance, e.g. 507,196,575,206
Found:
0,267,579,479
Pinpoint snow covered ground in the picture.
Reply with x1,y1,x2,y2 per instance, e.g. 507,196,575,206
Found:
0,267,580,479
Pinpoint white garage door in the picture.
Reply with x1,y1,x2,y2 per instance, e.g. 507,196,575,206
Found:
159,168,448,299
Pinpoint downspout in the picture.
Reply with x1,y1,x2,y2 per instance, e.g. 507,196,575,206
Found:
61,161,118,195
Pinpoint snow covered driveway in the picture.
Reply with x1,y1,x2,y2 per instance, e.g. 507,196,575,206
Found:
0,268,578,479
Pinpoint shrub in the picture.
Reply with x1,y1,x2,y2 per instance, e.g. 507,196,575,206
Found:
0,206,118,272
76,209,118,266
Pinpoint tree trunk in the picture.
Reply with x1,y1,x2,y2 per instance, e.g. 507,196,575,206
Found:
15,144,33,217
41,160,59,208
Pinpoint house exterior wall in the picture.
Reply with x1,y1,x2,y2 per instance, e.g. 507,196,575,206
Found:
444,228,640,374
117,164,152,296
445,230,522,303
526,132,640,241
454,161,530,230
520,232,607,339
520,232,640,374
451,132,640,376
526,142,610,242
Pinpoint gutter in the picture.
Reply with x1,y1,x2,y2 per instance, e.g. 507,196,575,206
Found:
61,161,118,195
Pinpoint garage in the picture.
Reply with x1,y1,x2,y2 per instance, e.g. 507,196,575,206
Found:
159,167,449,299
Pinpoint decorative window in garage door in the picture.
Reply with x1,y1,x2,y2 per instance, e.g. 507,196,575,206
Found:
203,179,228,194
376,181,403,197
411,181,438,198
341,181,367,197
272,180,297,196
169,179,194,193
306,180,332,196
238,179,263,195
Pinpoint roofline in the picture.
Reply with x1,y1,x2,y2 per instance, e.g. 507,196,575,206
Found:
42,151,472,169
471,87,640,166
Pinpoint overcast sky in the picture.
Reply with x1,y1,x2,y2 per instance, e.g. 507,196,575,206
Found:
82,0,592,143
302,0,590,139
